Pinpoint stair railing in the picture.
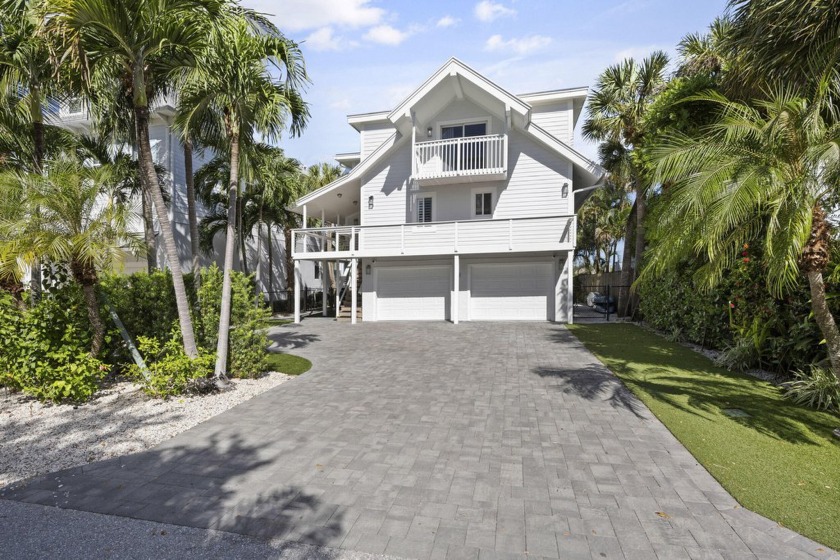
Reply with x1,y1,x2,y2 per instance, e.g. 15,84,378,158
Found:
336,264,353,312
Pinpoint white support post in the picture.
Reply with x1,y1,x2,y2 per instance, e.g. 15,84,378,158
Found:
401,224,405,254
453,254,460,325
566,251,574,324
334,261,340,318
293,260,301,324
302,205,308,253
321,260,328,317
351,258,358,325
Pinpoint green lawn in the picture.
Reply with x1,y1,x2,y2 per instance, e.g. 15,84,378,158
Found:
267,318,293,326
569,323,840,551
265,352,312,376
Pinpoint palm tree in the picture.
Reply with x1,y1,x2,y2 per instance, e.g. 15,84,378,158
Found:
676,17,732,80
583,52,669,315
0,154,144,354
723,0,840,97
50,0,226,359
176,13,309,381
643,87,840,383
0,0,60,300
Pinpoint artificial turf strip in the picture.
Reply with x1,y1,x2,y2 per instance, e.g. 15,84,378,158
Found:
265,352,312,376
568,323,840,551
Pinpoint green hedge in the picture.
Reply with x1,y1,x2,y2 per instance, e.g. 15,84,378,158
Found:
0,265,271,403
637,254,827,375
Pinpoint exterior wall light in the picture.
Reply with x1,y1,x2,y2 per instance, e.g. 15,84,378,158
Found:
368,195,374,210
426,127,433,138
365,264,371,275
561,182,569,198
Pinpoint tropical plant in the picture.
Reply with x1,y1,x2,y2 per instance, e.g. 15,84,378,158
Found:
643,86,840,385
175,12,308,382
49,0,225,359
582,51,669,315
0,154,144,355
784,366,840,413
723,0,840,97
0,0,63,299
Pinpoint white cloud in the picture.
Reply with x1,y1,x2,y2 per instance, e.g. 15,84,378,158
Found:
243,0,384,31
485,34,552,56
613,45,669,62
436,15,458,28
363,24,411,46
305,27,342,51
474,1,516,22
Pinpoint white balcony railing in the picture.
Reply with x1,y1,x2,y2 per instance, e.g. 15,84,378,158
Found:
413,134,507,181
292,215,575,259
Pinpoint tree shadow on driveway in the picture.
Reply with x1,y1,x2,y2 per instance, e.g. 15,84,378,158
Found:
0,433,346,548
533,364,649,418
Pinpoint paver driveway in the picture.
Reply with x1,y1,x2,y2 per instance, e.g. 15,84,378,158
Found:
1,321,835,559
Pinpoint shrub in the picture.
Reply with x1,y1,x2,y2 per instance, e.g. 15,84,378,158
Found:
129,333,214,398
99,270,197,362
0,291,107,403
196,264,270,378
784,367,840,412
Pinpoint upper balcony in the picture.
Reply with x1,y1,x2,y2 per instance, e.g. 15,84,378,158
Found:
292,215,575,260
413,134,507,185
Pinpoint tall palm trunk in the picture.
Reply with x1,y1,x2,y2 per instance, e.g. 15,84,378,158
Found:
618,200,636,317
135,104,199,359
214,131,240,382
71,261,104,356
30,88,43,302
184,139,200,284
238,189,249,275
633,183,647,278
802,206,840,383
284,224,294,292
141,187,157,272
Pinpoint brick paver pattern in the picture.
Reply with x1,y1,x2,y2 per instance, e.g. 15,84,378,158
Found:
2,321,836,559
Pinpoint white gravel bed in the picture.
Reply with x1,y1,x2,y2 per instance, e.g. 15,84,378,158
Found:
0,372,292,487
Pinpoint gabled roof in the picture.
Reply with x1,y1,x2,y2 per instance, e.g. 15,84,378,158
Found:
293,131,405,214
293,58,605,215
387,58,531,126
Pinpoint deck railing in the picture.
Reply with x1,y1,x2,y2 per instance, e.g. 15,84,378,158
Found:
292,215,575,258
413,134,507,180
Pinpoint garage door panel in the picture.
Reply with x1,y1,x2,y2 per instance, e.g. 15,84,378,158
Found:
470,263,552,321
376,266,450,321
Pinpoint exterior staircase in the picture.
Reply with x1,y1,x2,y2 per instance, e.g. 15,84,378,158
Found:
337,266,362,322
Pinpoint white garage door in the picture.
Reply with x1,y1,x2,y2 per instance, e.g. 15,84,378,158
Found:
376,266,450,321
470,262,553,321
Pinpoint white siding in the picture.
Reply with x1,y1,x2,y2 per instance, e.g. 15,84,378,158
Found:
360,142,412,226
530,101,573,144
494,129,573,219
360,121,395,158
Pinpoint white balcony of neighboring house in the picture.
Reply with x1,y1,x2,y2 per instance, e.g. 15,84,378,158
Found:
413,133,507,185
291,215,576,260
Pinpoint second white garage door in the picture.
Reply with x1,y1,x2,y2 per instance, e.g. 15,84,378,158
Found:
375,266,450,321
469,262,553,321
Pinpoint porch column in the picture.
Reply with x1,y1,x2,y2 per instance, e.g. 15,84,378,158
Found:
351,258,358,324
453,254,460,325
335,261,341,319
566,250,574,324
293,259,301,324
301,205,307,254
321,260,328,317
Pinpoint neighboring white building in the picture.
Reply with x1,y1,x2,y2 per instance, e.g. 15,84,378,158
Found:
291,58,605,323
56,95,322,301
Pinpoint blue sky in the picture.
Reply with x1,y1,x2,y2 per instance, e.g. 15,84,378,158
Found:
242,0,729,166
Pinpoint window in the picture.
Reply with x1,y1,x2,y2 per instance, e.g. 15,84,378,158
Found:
475,192,492,216
314,262,320,280
417,195,433,223
441,122,487,171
